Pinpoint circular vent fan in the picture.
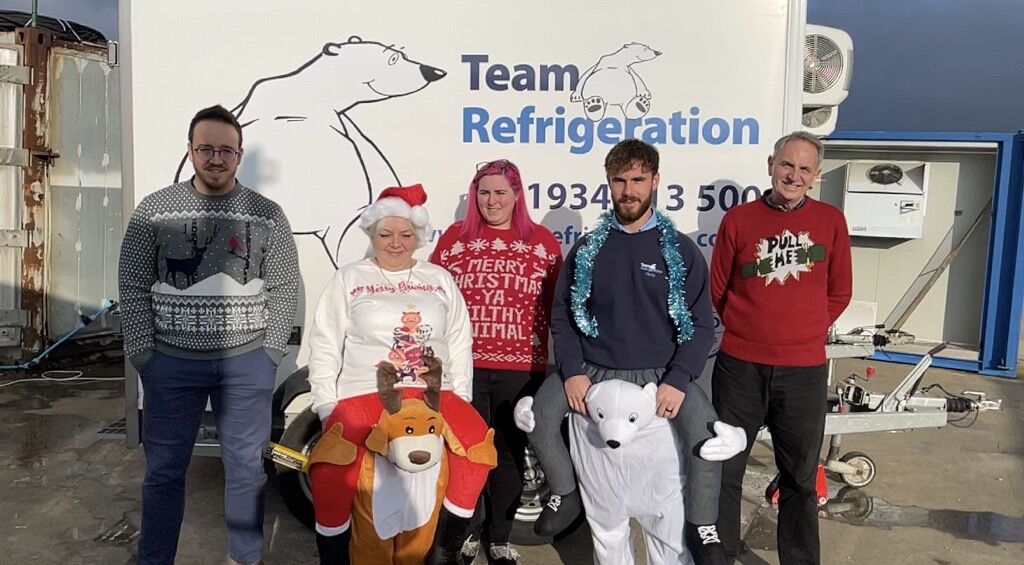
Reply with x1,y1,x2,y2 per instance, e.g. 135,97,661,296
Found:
804,34,844,94
801,106,833,128
867,164,903,185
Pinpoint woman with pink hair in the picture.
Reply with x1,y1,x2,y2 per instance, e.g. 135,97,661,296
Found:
431,160,563,564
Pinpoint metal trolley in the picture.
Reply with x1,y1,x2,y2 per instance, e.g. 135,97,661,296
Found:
762,342,1002,503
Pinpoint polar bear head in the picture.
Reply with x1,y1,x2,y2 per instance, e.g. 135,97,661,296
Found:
585,380,658,449
610,42,661,65
319,36,447,104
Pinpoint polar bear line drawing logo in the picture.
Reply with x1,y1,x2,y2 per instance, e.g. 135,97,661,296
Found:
175,36,447,267
571,42,661,122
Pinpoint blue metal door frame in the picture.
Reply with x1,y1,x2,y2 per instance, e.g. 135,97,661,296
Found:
828,131,1024,378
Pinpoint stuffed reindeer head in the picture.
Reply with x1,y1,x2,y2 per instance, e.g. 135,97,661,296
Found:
366,355,468,473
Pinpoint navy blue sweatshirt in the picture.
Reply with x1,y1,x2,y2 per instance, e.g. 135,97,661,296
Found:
550,227,715,393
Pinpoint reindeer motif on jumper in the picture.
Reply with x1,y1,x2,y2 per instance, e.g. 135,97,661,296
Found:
165,222,219,287
149,214,276,338
380,307,434,388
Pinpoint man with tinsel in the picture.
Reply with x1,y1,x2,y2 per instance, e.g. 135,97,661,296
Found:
523,138,740,564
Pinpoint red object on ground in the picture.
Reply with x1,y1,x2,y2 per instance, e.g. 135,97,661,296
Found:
766,465,830,507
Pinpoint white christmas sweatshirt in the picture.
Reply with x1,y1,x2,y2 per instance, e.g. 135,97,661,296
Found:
306,258,473,416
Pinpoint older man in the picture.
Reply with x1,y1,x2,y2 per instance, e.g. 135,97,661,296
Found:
710,131,853,565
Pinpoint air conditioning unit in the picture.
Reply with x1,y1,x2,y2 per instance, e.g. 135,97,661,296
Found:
801,105,838,136
843,160,929,239
803,24,854,106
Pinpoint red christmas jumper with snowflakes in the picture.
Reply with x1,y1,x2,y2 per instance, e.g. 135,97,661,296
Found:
431,223,563,372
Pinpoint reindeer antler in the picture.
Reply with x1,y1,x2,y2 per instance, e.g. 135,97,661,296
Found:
421,355,443,411
376,361,402,414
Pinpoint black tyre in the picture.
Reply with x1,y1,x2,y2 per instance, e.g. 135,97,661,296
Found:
835,486,873,520
272,408,320,529
509,445,554,546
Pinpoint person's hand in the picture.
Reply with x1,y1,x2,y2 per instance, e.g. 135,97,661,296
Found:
656,383,686,418
564,374,592,416
315,402,337,430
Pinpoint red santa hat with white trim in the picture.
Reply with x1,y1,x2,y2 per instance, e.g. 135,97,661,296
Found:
358,184,432,247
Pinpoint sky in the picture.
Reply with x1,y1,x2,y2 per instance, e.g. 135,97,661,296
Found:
1,0,1022,132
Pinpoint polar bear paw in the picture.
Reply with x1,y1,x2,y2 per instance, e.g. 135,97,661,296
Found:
584,96,607,121
514,396,536,433
624,95,652,120
699,421,747,461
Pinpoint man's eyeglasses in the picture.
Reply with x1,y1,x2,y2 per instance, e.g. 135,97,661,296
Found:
192,145,241,162
476,159,511,172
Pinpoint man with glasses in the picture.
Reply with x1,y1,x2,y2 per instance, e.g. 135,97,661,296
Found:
118,105,299,565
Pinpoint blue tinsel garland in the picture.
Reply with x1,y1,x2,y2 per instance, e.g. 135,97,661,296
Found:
570,210,694,343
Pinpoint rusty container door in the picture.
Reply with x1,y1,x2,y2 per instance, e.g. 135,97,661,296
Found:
0,32,28,360
0,28,120,365
46,46,121,338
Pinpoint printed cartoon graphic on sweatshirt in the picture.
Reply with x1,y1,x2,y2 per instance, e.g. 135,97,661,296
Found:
381,307,434,388
740,229,826,286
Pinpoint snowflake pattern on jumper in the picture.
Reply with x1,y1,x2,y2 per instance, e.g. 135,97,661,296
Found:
433,226,562,371
119,181,299,358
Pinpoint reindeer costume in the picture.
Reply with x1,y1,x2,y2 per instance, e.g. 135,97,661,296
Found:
306,185,496,564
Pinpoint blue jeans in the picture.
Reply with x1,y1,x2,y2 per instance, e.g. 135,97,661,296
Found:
138,348,277,565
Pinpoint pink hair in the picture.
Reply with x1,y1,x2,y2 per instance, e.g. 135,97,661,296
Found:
460,159,536,242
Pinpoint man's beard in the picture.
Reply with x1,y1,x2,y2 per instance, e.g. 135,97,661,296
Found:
613,194,652,224
196,166,234,192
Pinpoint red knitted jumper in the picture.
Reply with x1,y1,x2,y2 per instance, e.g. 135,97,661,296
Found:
431,223,563,372
710,197,852,366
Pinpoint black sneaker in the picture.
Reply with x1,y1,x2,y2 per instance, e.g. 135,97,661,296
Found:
533,489,582,537
685,522,728,565
487,543,521,565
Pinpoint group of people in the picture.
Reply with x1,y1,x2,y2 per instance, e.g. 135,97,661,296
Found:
119,104,852,565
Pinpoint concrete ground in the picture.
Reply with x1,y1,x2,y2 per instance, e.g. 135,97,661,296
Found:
1,354,1021,564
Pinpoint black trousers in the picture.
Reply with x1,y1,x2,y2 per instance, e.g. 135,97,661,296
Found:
712,351,828,565
468,368,544,545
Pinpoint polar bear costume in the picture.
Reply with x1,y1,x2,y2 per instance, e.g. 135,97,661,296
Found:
571,380,690,565
516,379,745,565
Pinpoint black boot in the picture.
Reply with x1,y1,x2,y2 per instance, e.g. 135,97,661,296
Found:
316,530,351,565
685,521,729,565
427,506,472,565
533,489,582,537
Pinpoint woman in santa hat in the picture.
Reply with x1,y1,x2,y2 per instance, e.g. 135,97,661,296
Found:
305,184,494,564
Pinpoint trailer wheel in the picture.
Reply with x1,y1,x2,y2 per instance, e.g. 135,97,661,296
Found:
273,408,320,529
509,445,555,546
835,486,873,520
838,451,876,488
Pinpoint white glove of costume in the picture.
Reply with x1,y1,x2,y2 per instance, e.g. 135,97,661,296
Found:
315,402,337,426
513,396,536,433
699,421,747,461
